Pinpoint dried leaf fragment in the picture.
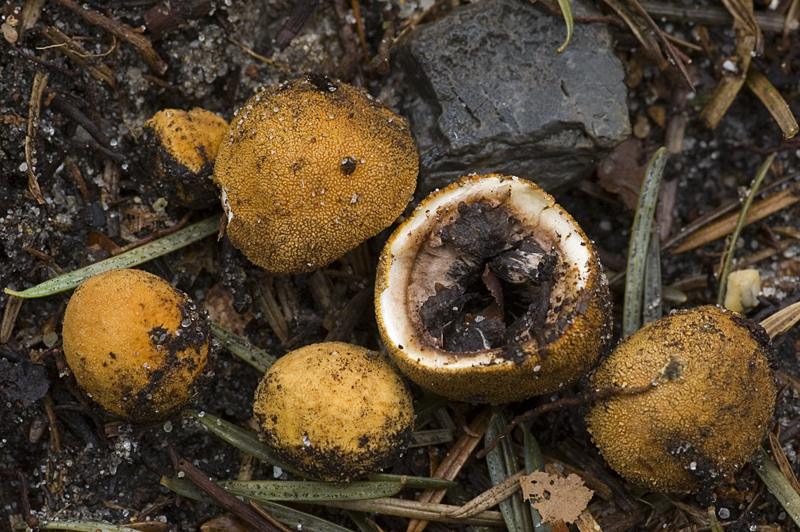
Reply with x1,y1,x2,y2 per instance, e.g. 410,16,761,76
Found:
520,471,594,524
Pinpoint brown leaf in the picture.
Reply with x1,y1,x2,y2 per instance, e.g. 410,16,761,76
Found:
596,137,647,210
520,472,594,524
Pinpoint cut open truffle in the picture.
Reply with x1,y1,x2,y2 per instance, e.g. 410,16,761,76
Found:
376,174,612,403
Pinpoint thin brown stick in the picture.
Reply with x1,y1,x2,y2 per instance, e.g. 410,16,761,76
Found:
350,0,369,63
249,501,294,532
477,384,655,460
110,211,192,256
175,459,282,532
50,0,168,74
407,406,491,532
26,71,47,204
641,0,786,32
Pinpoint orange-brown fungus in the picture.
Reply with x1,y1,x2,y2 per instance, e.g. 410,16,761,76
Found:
253,342,414,482
586,305,776,493
213,73,418,273
143,107,228,208
62,269,212,422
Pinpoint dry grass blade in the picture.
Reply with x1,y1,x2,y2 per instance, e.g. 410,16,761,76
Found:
575,509,603,532
446,469,524,518
720,0,762,52
319,498,504,526
701,0,756,129
673,184,800,254
627,0,693,90
599,0,667,70
768,432,800,496
25,70,47,205
406,406,491,532
0,294,22,344
746,67,798,139
760,301,800,338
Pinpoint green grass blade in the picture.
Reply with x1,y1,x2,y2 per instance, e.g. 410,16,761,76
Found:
367,473,456,489
716,154,774,306
4,215,219,298
642,227,662,325
521,424,551,532
185,410,307,477
14,520,140,531
220,479,404,501
161,477,357,532
556,0,574,53
210,321,276,373
623,147,668,336
751,446,800,528
485,409,518,532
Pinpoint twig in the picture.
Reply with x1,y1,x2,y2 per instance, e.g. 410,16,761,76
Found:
476,384,655,460
175,459,282,532
50,0,168,74
640,1,787,32
407,407,491,532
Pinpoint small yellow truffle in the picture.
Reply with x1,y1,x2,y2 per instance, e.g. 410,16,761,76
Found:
213,73,419,273
62,269,213,422
143,108,228,209
253,342,414,482
586,305,776,493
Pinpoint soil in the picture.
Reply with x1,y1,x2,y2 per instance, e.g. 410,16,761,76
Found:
3,0,800,530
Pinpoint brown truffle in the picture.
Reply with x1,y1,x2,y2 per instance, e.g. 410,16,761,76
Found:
586,305,776,493
143,108,228,209
375,174,612,403
253,342,414,482
213,73,418,273
62,269,212,422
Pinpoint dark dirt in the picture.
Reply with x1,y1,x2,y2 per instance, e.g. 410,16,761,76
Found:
3,0,800,530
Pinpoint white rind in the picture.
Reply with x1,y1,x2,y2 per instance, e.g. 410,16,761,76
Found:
378,175,594,371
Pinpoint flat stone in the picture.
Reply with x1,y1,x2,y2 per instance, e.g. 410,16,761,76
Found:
397,0,631,195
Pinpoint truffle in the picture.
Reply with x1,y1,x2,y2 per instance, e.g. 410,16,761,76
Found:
253,342,414,481
143,107,228,209
213,73,418,273
375,174,612,403
586,305,776,493
62,269,212,422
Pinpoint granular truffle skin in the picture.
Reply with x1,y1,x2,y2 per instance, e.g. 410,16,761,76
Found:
214,74,418,273
62,269,212,423
143,108,228,209
253,342,414,482
586,305,776,493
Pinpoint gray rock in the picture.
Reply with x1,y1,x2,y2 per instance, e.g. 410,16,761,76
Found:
397,0,630,195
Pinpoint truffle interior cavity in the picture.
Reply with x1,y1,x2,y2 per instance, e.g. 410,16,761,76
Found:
407,200,562,359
